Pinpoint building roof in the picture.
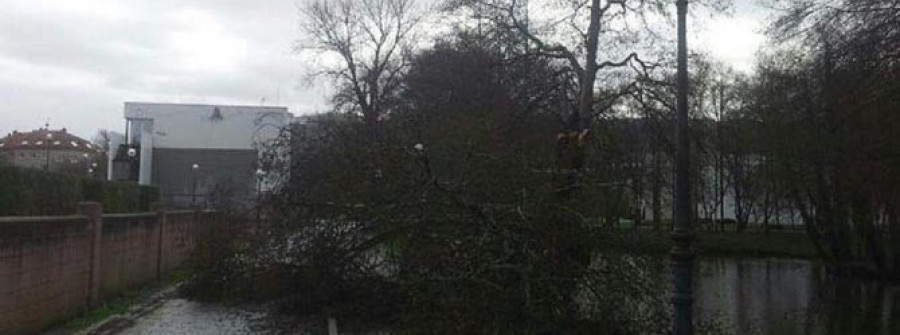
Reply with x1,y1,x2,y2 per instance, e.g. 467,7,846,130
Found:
0,128,100,153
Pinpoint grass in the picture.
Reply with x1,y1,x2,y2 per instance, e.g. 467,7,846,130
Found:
599,228,819,259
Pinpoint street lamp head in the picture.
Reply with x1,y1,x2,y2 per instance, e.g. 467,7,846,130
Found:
91,162,98,168
82,153,89,158
192,163,200,170
127,148,137,157
255,168,265,177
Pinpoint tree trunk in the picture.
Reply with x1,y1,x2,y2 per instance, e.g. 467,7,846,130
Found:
651,148,663,230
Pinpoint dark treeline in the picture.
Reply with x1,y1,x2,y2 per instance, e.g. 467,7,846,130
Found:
185,0,900,333
747,0,900,276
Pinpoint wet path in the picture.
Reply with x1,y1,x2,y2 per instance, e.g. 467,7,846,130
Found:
118,299,264,335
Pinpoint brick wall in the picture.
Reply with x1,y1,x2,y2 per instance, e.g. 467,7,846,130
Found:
160,211,198,274
0,203,212,335
99,213,160,299
0,216,91,334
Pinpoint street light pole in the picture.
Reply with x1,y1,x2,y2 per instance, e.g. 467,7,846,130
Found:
191,163,200,208
83,153,90,178
672,0,694,334
45,132,53,171
255,168,265,224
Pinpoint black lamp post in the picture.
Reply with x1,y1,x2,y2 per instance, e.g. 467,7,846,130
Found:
127,147,137,181
83,153,90,177
255,168,265,223
671,0,694,334
191,163,200,208
45,132,53,171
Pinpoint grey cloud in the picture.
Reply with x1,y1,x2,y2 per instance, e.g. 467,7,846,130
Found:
0,0,322,139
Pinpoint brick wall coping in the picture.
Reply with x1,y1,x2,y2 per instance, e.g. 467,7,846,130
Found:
0,215,87,224
166,210,196,215
101,212,157,220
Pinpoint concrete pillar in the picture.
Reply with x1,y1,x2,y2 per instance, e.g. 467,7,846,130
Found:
78,202,103,308
138,120,153,185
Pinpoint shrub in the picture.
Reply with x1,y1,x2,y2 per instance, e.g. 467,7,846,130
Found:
0,166,159,216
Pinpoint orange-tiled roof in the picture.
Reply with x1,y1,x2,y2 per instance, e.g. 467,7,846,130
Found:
0,128,101,153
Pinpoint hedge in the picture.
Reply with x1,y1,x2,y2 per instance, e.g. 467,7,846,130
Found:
0,166,160,216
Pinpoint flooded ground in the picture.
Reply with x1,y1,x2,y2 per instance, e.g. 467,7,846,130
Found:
118,299,265,335
694,257,900,335
117,298,335,335
117,258,900,335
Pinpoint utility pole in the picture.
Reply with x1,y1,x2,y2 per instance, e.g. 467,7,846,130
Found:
672,0,694,334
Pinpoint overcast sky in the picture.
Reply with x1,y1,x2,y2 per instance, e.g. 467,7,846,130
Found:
0,0,769,141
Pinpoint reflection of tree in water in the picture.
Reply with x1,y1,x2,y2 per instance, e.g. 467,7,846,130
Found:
820,277,888,335
805,269,899,335
691,258,899,335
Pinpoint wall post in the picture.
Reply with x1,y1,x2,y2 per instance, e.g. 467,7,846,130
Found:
78,202,103,308
152,203,166,280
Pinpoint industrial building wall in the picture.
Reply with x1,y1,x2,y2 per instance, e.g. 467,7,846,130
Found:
124,102,290,150
150,148,257,208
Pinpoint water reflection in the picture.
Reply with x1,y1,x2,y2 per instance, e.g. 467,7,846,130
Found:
695,257,900,335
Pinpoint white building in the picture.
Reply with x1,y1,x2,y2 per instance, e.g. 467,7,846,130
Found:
112,102,292,207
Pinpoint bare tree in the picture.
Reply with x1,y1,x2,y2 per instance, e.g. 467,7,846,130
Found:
92,129,112,153
299,0,424,139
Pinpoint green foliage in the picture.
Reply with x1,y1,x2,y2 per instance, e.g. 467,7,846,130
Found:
0,166,159,216
0,166,82,215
